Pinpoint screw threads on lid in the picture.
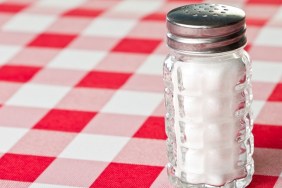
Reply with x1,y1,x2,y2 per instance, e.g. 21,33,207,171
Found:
166,4,247,53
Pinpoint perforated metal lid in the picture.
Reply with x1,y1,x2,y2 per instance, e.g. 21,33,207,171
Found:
166,3,247,53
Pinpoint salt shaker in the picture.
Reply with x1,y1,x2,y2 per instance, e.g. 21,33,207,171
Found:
163,3,254,188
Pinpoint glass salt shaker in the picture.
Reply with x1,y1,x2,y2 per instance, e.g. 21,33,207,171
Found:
163,3,254,188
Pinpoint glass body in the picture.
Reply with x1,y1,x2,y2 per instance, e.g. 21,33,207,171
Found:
163,48,254,188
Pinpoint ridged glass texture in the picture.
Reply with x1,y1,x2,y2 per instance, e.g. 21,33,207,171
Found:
163,49,254,188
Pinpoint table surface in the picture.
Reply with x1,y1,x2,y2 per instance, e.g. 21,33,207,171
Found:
0,0,281,187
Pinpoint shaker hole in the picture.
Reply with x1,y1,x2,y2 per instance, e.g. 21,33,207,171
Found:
202,15,208,17
209,10,214,12
224,9,228,11
213,14,218,16
221,11,226,13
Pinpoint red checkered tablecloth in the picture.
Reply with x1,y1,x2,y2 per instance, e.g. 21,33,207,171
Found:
0,0,281,187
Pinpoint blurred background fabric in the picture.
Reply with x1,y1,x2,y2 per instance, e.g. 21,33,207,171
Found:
0,0,281,187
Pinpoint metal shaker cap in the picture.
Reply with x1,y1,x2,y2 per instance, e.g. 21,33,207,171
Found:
166,3,247,53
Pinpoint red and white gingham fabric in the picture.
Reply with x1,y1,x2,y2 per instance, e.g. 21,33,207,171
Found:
0,0,281,187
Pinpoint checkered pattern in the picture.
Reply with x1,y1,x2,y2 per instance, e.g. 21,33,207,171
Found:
0,0,281,187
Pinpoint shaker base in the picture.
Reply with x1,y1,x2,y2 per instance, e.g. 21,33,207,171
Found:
167,160,254,188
